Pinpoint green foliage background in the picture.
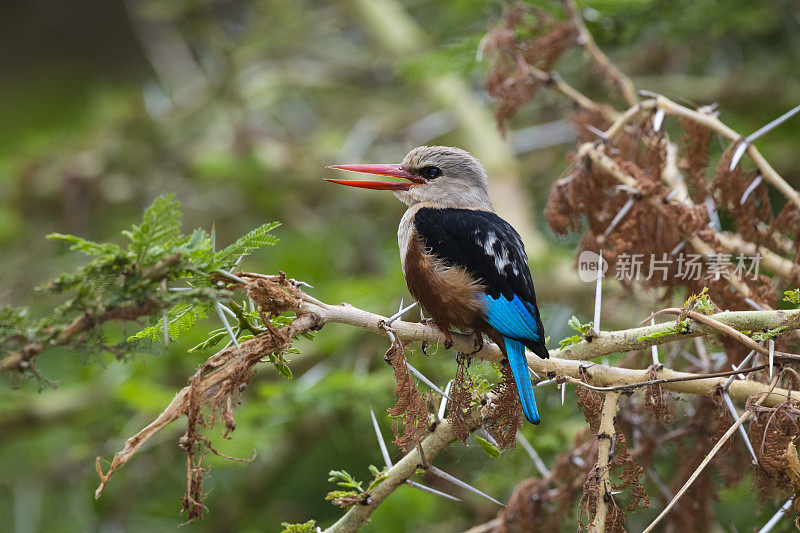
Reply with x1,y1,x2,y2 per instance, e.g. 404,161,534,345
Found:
1,0,799,531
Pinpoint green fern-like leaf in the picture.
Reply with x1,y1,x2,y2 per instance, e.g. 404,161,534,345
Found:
125,194,183,258
128,303,209,343
46,233,122,257
144,194,183,246
215,222,280,266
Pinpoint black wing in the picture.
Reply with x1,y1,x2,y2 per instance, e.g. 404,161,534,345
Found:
413,207,547,357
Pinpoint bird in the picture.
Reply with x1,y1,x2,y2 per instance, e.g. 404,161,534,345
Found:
326,146,548,424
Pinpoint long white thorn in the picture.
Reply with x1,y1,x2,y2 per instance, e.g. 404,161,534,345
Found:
405,480,462,502
592,251,603,335
438,380,453,420
769,339,775,380
406,362,451,400
747,104,800,143
757,497,794,533
426,465,504,507
723,350,756,389
387,301,418,325
722,390,758,464
215,301,241,353
214,269,248,284
729,141,749,171
651,315,660,365
653,108,666,132
740,175,763,205
480,428,499,449
370,407,392,469
604,198,635,237
516,431,550,477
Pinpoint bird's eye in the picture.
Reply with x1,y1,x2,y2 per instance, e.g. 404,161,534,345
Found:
420,166,442,180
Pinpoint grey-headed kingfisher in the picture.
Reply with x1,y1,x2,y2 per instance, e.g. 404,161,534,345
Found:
326,146,548,424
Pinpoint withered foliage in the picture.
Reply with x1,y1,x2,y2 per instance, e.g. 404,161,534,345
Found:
479,0,800,529
484,3,578,130
659,396,746,531
679,117,712,203
496,433,596,533
385,340,429,449
448,353,476,443
483,362,524,450
610,432,650,514
749,400,800,500
713,145,772,247
576,369,604,432
643,366,676,425
174,274,305,521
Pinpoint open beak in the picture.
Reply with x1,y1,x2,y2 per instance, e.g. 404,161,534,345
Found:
325,164,424,190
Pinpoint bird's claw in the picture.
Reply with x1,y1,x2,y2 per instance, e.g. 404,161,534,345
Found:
460,331,483,357
422,320,454,349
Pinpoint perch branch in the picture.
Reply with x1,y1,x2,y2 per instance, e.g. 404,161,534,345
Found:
94,278,800,507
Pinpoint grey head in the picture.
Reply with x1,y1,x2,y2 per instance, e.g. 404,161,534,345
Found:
396,146,493,211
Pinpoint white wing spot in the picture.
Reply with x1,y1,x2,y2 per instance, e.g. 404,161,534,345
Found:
483,231,497,257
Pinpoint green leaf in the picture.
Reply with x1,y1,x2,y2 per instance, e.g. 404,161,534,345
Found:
474,435,502,458
568,315,593,335
784,289,800,306
327,470,363,492
752,326,788,342
367,473,390,492
142,194,183,247
280,520,317,533
215,222,280,266
46,233,121,257
559,334,584,349
128,303,210,343
275,361,293,379
637,319,690,341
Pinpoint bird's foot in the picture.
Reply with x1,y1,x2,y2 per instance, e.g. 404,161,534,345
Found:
460,331,484,357
437,326,454,350
421,320,454,350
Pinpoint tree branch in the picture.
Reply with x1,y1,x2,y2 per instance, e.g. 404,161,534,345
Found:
324,413,481,533
589,392,620,533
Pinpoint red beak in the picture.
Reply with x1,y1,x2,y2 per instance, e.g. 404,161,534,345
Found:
325,164,424,190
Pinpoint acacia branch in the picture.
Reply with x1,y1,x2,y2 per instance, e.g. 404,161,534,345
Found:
589,392,620,533
325,413,482,533
298,295,799,407
562,0,638,107
93,278,799,517
651,95,800,212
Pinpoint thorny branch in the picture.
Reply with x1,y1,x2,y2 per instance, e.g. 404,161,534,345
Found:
588,392,620,533
92,276,799,528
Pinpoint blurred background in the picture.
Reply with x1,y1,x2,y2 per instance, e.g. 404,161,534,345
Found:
1,0,799,531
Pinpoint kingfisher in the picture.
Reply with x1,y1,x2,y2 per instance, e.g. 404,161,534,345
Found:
326,146,548,424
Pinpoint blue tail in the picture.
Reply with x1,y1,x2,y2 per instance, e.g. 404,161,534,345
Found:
504,337,540,424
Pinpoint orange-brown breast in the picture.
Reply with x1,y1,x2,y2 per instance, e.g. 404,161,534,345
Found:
403,230,487,332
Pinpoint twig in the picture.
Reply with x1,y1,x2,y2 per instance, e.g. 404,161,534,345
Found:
589,392,620,533
641,376,778,533
651,95,800,212
325,414,482,533
562,0,637,106
461,518,503,533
